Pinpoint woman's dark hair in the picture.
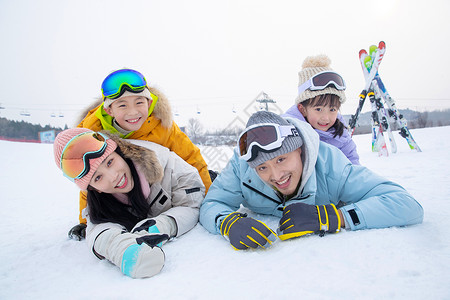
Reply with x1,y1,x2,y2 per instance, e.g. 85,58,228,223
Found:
86,147,150,231
301,93,345,138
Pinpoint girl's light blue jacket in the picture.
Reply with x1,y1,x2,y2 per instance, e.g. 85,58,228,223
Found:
199,118,423,234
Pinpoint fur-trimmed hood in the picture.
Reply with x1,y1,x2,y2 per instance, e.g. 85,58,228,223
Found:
77,86,173,128
103,131,164,185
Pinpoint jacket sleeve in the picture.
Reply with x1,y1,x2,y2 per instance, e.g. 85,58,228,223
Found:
86,219,164,278
160,150,206,237
340,136,360,165
333,161,423,230
333,115,360,165
199,150,246,234
86,219,127,260
163,122,212,192
78,191,87,224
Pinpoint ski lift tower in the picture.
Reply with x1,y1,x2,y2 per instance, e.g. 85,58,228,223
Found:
255,91,276,111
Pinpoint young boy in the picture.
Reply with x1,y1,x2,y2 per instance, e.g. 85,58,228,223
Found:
199,111,423,250
69,69,212,240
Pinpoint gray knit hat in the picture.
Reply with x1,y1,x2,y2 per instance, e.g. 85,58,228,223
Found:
295,54,346,105
244,111,303,168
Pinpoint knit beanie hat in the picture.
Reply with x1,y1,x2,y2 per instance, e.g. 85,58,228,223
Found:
295,54,346,105
103,88,152,109
53,128,118,190
245,111,303,168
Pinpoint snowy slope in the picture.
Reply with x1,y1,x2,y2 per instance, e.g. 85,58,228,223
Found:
1,126,449,300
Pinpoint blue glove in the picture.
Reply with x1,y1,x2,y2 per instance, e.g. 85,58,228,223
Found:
220,212,277,250
277,202,342,240
121,239,165,278
93,228,165,279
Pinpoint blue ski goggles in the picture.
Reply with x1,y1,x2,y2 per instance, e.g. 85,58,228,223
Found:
238,123,299,162
101,69,148,99
298,71,346,95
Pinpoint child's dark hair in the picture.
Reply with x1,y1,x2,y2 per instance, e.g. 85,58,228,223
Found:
301,93,345,137
86,147,150,231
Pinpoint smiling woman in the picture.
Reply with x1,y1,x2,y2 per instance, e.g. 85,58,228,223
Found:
52,127,206,279
88,151,135,194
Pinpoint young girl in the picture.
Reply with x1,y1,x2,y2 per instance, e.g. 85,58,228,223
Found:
70,68,213,241
283,55,360,165
54,128,205,278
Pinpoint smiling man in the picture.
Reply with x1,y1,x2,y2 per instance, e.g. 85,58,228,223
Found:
199,111,423,250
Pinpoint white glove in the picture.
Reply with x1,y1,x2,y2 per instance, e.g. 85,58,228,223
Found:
93,228,165,279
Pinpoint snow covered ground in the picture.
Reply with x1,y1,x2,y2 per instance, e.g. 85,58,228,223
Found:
1,126,449,300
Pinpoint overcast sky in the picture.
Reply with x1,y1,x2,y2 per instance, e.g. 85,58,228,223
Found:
1,0,449,130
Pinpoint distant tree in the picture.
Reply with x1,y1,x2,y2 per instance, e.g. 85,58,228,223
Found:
417,112,428,128
186,118,204,144
0,117,63,140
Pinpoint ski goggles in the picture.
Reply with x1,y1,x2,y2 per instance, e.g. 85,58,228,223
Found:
60,132,109,181
101,69,148,99
298,71,346,95
238,123,299,161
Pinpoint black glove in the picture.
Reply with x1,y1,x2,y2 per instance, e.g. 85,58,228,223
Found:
132,219,170,247
208,170,219,182
220,212,277,250
68,223,87,241
136,235,170,247
277,203,342,240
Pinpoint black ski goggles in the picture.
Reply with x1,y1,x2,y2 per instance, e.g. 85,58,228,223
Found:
298,71,346,95
238,123,299,162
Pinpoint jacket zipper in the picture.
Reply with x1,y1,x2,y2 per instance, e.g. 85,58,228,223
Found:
243,182,311,208
242,182,282,205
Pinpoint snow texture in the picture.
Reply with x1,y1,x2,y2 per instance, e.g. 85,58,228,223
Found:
1,126,449,300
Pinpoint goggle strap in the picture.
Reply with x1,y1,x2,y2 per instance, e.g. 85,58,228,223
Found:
104,84,147,100
278,125,299,138
245,143,283,162
298,80,312,96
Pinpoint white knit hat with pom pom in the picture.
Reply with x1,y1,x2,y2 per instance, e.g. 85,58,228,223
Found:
295,54,346,104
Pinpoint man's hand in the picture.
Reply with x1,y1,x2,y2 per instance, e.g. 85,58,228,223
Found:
277,203,342,240
220,212,277,250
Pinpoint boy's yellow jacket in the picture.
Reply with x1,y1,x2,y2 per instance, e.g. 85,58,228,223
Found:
75,87,212,224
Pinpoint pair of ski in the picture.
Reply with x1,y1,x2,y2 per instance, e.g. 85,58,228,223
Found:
348,41,421,155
